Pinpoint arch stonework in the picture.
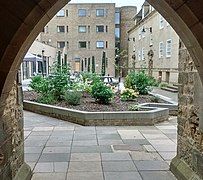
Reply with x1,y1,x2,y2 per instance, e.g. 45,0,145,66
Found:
0,0,203,179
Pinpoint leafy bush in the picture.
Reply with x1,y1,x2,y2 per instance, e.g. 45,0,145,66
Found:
150,95,160,103
29,75,50,94
64,90,82,106
125,71,156,95
120,88,139,101
159,82,169,88
128,105,141,111
37,94,56,104
81,72,99,83
91,81,113,104
49,63,70,100
29,62,70,102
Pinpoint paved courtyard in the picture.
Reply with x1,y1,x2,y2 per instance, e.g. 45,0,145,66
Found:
24,111,177,180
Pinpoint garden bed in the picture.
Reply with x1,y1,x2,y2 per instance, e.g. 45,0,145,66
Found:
23,91,167,112
23,100,169,126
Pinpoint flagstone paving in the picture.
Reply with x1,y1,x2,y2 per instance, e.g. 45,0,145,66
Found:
24,111,177,180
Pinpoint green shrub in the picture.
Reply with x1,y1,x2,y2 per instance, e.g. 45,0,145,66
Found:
64,90,82,106
49,63,70,100
121,88,139,101
29,75,51,95
37,94,56,104
150,95,160,103
159,82,169,88
91,81,113,104
128,105,141,111
125,71,156,95
29,62,70,102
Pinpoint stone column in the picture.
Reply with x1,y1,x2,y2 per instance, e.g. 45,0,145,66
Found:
170,44,203,180
0,72,31,180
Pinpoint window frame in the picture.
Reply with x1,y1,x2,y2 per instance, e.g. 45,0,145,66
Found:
96,9,105,17
96,25,104,33
159,15,164,29
78,26,87,33
166,39,172,57
96,41,104,49
78,41,87,48
56,9,65,17
78,9,87,17
159,41,164,58
57,26,65,33
57,41,65,48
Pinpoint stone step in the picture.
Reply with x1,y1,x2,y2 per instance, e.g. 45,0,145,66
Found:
166,85,178,90
161,87,178,93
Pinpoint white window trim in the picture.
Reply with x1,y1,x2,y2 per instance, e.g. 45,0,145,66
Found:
159,41,164,58
138,50,141,61
142,48,145,60
96,41,104,48
78,9,87,17
78,26,87,33
56,9,65,17
159,15,164,29
57,26,65,33
166,39,172,58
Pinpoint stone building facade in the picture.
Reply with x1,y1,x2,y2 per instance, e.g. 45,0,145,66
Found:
119,6,137,77
39,3,116,76
128,2,179,83
170,42,203,180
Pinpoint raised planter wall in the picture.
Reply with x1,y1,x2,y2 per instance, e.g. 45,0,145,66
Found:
23,100,169,126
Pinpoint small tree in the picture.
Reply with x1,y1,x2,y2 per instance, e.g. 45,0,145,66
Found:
92,56,95,73
81,59,84,72
87,58,91,72
101,51,106,76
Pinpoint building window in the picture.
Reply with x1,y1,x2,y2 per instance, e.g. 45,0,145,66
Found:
78,26,86,33
79,41,87,48
57,26,65,33
106,26,108,32
96,41,104,48
106,41,108,48
67,41,69,49
166,39,172,57
138,28,142,40
159,15,164,29
96,9,105,17
96,25,104,32
78,9,86,17
138,50,141,61
115,28,120,38
142,48,145,60
115,11,120,24
57,41,65,48
43,26,48,33
57,10,65,17
66,26,69,33
159,41,164,58
66,10,69,17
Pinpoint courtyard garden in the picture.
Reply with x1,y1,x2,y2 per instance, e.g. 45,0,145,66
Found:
23,61,165,112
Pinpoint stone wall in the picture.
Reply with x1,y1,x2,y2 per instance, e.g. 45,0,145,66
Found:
0,74,31,180
170,43,203,180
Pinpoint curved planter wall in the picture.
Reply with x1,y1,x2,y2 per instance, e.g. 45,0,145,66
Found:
23,100,169,126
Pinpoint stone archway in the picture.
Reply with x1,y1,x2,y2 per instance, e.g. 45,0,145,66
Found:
0,0,203,179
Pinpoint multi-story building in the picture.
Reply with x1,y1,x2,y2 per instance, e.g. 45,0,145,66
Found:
38,3,137,77
39,3,116,75
128,2,179,83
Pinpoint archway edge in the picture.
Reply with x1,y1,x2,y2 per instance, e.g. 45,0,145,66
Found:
0,0,69,105
147,0,203,82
